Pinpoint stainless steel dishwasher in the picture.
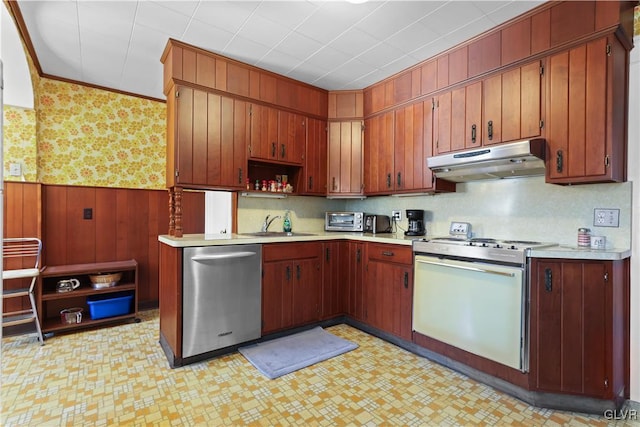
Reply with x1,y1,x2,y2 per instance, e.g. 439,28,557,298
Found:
182,244,262,358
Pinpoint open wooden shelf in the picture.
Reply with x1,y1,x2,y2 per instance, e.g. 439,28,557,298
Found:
38,259,138,335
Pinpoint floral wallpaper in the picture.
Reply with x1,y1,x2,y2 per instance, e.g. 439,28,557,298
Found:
635,5,639,37
35,79,166,190
3,106,37,181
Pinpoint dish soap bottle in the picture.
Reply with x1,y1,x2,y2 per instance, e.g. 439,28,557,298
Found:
283,211,292,233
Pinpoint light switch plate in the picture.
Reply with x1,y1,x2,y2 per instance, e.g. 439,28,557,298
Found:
593,208,619,227
9,163,21,176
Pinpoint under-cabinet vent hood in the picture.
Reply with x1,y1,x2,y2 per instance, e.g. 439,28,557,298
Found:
427,139,546,183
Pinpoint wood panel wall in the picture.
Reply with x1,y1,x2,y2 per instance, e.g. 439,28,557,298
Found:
3,182,43,313
3,182,205,309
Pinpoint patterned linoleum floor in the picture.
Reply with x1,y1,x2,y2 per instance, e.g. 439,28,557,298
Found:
1,310,635,426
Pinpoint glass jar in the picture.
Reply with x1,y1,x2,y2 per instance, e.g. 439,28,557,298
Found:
577,228,591,247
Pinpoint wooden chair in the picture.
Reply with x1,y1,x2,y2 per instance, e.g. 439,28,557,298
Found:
2,238,44,344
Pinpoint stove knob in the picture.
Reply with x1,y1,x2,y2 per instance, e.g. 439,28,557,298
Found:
481,243,488,247
510,245,517,250
469,241,476,246
495,244,502,249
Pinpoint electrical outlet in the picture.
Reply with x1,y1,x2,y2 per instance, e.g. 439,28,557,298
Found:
593,208,619,227
392,211,401,221
9,163,21,177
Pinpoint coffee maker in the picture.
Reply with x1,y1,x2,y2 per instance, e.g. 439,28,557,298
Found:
405,209,425,236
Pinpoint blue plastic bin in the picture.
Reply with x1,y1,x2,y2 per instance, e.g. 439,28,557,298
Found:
87,292,134,320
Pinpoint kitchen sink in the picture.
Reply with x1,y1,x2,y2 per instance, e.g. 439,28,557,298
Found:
241,231,317,237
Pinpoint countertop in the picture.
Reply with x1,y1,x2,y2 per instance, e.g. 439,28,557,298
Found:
159,232,631,260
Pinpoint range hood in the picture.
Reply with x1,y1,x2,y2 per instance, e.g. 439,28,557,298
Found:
427,139,546,183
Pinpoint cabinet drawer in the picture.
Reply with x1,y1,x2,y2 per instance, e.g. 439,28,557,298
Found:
263,242,322,262
367,243,412,265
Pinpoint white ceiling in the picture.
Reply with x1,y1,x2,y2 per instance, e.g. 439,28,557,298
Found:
15,0,544,101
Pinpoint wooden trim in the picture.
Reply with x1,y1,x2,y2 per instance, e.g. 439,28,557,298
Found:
4,0,43,76
40,73,165,103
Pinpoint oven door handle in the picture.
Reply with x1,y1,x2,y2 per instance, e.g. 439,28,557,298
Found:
415,258,516,277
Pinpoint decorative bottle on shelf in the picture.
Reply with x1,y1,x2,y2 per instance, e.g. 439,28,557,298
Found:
283,211,292,233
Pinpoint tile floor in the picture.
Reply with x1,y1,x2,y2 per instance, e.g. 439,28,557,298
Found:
0,310,634,426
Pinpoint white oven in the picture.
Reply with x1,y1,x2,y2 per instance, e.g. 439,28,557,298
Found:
413,254,527,372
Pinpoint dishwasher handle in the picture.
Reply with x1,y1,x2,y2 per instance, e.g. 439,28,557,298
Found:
191,251,257,263
415,258,516,277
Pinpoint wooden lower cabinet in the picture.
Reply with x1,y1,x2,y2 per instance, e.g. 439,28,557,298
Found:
364,243,413,341
261,242,322,334
529,258,628,400
346,241,366,322
321,241,347,319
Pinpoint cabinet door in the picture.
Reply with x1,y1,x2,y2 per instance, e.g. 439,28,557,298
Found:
364,111,394,194
278,111,305,164
328,121,363,195
394,103,425,191
464,82,482,149
292,257,321,325
530,260,609,398
546,37,617,183
249,103,278,161
436,86,471,154
483,61,542,146
261,260,291,334
347,242,365,321
321,242,344,319
303,118,327,195
219,97,248,188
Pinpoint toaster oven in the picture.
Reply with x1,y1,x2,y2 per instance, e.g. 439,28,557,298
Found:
325,212,365,232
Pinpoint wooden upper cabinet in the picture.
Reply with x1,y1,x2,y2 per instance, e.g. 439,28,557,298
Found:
278,111,306,164
249,105,304,165
328,91,363,119
502,18,532,65
483,60,542,145
303,118,328,195
327,121,363,195
435,83,479,154
546,36,626,184
168,86,247,189
364,112,394,194
468,32,501,78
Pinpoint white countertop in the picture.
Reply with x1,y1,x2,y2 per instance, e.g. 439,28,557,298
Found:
159,233,630,260
529,245,631,260
158,231,417,248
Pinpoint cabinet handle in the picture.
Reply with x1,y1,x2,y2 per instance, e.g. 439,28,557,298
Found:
281,144,286,159
271,142,276,157
387,173,392,188
397,172,402,187
326,247,330,262
544,268,552,292
471,124,477,144
238,168,243,184
286,265,291,281
332,177,337,191
356,248,361,263
296,264,301,280
556,150,563,173
404,271,409,289
382,251,394,257
308,176,313,190
487,121,493,141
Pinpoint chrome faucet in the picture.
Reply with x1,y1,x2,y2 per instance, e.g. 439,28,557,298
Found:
261,214,281,232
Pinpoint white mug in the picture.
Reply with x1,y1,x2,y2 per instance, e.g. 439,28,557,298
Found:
590,235,606,249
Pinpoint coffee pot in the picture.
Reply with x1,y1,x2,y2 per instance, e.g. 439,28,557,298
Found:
405,209,426,236
57,278,80,293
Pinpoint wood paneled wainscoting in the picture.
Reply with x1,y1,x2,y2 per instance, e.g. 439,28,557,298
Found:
3,182,205,309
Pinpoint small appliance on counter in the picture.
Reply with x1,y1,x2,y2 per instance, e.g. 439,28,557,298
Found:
325,212,365,232
405,209,425,236
364,214,393,234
